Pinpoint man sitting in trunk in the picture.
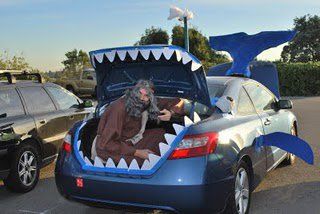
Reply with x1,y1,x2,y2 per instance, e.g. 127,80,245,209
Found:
93,80,184,167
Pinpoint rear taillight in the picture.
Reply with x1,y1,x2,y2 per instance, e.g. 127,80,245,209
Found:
62,132,72,153
168,132,218,160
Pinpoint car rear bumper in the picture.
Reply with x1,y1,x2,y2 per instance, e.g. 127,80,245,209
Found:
55,173,231,213
55,151,233,213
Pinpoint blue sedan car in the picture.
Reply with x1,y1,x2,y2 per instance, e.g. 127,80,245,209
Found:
55,45,297,214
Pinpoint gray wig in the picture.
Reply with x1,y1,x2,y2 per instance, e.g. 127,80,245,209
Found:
124,80,160,121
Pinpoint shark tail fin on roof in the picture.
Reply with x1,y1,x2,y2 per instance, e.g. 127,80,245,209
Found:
209,31,296,77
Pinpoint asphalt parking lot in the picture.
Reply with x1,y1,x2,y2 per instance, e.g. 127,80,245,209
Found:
0,97,319,214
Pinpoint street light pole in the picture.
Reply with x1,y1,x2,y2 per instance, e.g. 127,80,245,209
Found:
183,16,189,52
168,6,193,52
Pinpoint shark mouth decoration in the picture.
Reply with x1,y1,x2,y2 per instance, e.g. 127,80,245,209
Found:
73,112,201,176
90,46,202,72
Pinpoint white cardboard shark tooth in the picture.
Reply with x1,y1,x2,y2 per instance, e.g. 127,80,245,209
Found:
163,48,175,60
193,112,201,123
106,158,116,168
128,159,140,170
191,61,202,71
94,156,104,167
76,140,81,150
151,49,163,60
172,123,184,135
79,151,84,159
140,49,150,60
141,160,151,170
94,53,104,63
184,116,194,127
164,133,176,146
159,142,170,156
84,157,93,166
182,52,192,65
117,158,128,169
106,50,116,62
148,154,161,168
128,49,139,60
175,50,182,61
117,50,127,61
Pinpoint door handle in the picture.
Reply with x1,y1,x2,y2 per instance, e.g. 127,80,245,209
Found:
264,118,271,126
39,119,47,124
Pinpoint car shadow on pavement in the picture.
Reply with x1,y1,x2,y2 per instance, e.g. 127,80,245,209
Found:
0,178,125,214
250,181,320,214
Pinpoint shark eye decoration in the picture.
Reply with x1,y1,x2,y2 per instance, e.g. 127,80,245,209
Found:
73,112,201,175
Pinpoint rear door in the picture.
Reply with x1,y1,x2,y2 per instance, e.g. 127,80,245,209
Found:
45,86,89,129
18,86,67,159
79,70,95,94
0,88,33,152
236,87,268,178
244,83,288,169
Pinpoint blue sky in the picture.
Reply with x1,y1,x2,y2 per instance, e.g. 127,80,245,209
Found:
0,0,319,71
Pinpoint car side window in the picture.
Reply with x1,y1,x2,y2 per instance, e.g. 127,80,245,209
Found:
46,86,80,110
0,89,25,117
244,83,276,112
82,70,92,80
237,88,256,115
19,87,56,114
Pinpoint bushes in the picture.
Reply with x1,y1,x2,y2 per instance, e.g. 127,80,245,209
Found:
276,62,320,96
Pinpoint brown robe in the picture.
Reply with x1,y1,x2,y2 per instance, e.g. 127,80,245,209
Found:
96,97,183,166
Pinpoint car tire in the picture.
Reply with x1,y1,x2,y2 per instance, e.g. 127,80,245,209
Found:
282,125,297,165
4,142,41,193
224,160,251,214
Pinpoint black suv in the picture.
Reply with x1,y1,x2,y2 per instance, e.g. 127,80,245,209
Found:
0,72,93,192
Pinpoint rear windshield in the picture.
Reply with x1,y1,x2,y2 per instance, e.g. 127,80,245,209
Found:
208,84,226,98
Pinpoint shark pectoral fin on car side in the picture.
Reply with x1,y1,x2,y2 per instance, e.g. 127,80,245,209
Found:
256,132,314,165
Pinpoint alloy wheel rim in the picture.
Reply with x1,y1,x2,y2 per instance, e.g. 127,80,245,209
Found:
235,168,249,214
18,151,37,186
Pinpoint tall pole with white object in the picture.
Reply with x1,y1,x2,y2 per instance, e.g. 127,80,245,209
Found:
168,6,194,52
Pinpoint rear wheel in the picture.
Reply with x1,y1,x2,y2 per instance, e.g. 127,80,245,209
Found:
224,161,251,214
4,142,40,193
282,125,297,165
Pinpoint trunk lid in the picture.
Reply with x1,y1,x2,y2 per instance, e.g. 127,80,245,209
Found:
89,45,211,109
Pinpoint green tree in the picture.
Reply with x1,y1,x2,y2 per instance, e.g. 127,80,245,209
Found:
0,51,30,70
135,26,169,45
61,49,91,78
172,26,229,70
281,14,320,62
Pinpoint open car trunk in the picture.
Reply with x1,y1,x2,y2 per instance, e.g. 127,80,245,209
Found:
78,117,185,163
72,45,212,176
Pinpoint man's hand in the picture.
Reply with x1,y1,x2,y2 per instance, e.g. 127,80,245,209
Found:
134,149,154,160
158,109,172,121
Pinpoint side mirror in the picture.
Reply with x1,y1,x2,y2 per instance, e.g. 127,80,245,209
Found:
277,99,293,109
79,100,93,108
87,76,94,80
